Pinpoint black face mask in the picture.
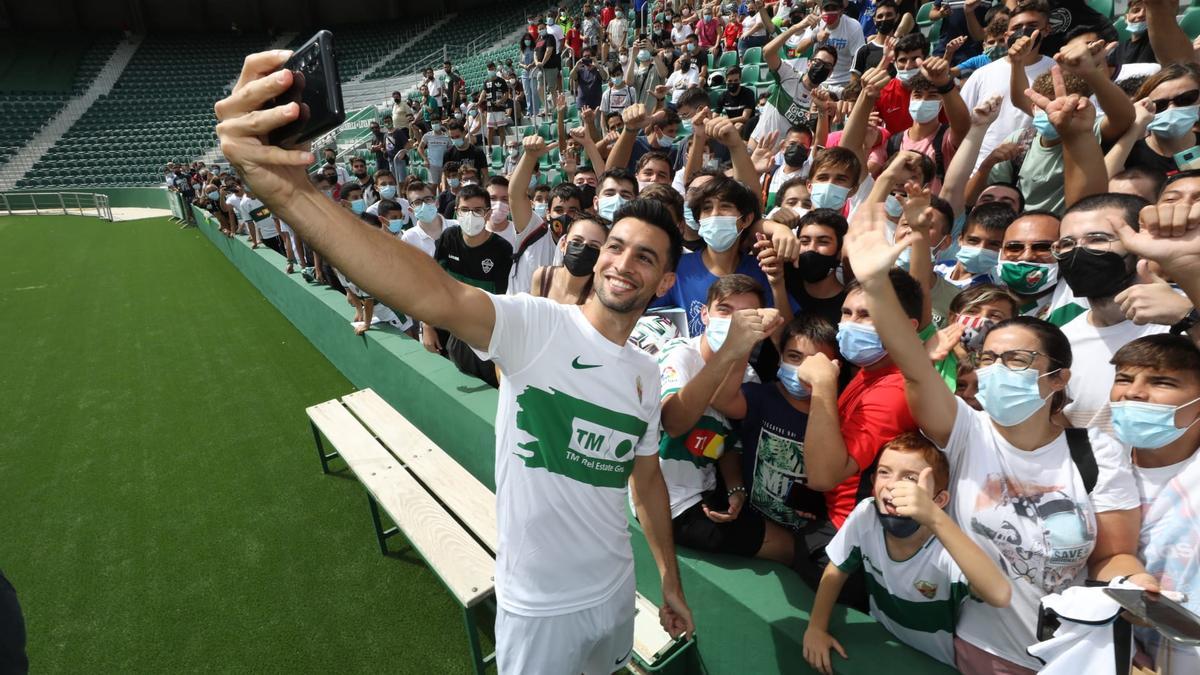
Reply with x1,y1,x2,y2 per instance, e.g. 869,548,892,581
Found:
682,238,707,252
563,240,600,277
1058,249,1135,299
550,214,572,239
876,509,922,538
875,18,897,35
807,61,832,85
577,184,597,210
783,143,809,168
727,81,741,91
796,250,838,283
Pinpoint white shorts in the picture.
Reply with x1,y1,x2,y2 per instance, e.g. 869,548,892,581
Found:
495,571,636,675
487,111,510,128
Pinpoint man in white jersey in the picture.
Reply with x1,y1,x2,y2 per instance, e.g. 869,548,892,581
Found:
215,50,694,675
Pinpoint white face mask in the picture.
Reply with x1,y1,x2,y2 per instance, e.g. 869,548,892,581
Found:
458,212,487,236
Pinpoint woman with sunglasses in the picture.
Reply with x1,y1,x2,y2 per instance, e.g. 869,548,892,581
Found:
1125,62,1200,176
842,205,1156,675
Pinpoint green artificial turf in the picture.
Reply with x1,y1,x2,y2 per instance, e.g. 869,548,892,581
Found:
0,216,486,673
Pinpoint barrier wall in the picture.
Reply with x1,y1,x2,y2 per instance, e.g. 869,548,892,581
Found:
191,206,953,675
4,186,171,209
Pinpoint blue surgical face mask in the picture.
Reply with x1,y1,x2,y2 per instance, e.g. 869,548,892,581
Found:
1126,20,1147,35
884,194,904,219
1032,110,1060,140
681,120,694,135
387,219,404,233
955,245,1000,275
896,68,919,85
837,322,887,367
908,98,942,124
683,205,698,230
533,202,548,217
777,364,811,399
698,215,740,252
975,364,1059,427
1149,105,1200,139
448,178,461,188
452,137,467,148
657,134,674,149
810,182,850,210
207,190,219,200
598,194,626,221
1111,397,1200,449
414,202,438,222
705,315,731,351
350,198,366,215
638,49,652,63
379,185,397,199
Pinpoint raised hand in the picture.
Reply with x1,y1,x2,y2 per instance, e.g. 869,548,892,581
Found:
1131,97,1156,135
944,35,968,62
622,102,652,131
724,308,784,357
522,134,551,158
214,51,322,206
1118,201,1200,260
890,467,941,526
754,232,784,285
704,115,744,148
927,322,965,362
1026,66,1096,138
795,351,840,389
750,130,780,175
1054,38,1109,77
971,94,1003,127
859,60,893,99
555,91,568,113
845,203,912,282
691,106,712,143
1007,29,1040,62
919,55,952,87
1114,260,1195,326
985,141,1023,166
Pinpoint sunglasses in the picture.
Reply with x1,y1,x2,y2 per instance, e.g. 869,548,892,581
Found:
1150,89,1200,114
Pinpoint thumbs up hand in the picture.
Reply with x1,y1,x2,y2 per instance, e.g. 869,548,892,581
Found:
1114,259,1195,326
890,467,941,526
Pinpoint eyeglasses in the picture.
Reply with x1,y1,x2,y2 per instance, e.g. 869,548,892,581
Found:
458,207,489,217
1051,232,1119,258
973,349,1048,371
1002,240,1054,256
1150,89,1200,114
410,196,436,206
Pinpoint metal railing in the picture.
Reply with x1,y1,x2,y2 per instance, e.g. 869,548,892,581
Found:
0,192,113,221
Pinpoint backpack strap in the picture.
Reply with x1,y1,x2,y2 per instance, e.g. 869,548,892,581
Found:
931,124,948,179
1064,428,1098,495
886,128,903,157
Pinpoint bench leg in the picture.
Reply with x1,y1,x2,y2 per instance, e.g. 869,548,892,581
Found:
462,605,495,674
311,420,338,474
367,494,399,556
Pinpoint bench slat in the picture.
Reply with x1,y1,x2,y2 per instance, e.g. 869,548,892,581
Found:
308,400,495,608
342,389,499,553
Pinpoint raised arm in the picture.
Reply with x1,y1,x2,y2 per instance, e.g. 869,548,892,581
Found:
843,204,958,445
1145,0,1194,66
1105,99,1155,178
706,115,759,187
1007,30,1039,117
1115,198,1200,347
606,103,650,171
920,55,968,143
1056,39,1133,143
215,51,496,350
940,95,1001,216
509,135,548,235
682,107,711,184
1029,67,1106,207
765,14,818,72
840,59,893,182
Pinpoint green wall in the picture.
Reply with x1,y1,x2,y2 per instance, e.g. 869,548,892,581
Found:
191,206,953,675
3,187,170,210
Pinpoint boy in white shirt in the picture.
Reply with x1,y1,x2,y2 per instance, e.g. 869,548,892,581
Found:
804,432,1011,670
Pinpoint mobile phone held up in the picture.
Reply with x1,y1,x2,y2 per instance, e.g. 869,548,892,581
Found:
1105,588,1200,645
265,30,345,148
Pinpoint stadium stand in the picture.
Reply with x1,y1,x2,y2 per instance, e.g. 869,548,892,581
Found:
0,34,120,170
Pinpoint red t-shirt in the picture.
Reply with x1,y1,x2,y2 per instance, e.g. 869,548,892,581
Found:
874,78,952,137
601,6,615,27
828,364,917,528
567,28,583,57
723,23,742,51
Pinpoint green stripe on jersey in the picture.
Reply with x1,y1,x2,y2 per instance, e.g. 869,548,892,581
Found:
863,570,966,635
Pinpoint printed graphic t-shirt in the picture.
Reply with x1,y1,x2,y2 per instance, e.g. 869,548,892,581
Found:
737,381,825,529
480,293,662,617
940,397,1139,669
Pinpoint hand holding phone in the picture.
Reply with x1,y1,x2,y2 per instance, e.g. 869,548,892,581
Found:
264,30,346,148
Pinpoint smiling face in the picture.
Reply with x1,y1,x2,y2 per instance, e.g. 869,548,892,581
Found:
593,218,677,314
873,447,948,516
798,223,838,256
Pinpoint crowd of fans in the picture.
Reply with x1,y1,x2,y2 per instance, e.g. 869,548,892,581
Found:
195,0,1200,672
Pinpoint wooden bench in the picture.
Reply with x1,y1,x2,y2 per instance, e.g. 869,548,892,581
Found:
307,388,690,673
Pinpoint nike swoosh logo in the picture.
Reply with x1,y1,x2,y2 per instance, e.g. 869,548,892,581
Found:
571,356,602,370
615,645,633,665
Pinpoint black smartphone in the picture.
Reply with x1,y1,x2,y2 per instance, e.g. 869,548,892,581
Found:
1105,588,1200,645
265,30,345,148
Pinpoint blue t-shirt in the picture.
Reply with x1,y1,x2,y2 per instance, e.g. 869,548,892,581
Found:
935,5,988,65
737,382,826,529
650,250,797,336
956,53,993,79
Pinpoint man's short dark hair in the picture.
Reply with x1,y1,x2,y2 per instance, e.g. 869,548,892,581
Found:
456,183,491,208
637,151,675,177
798,208,849,249
845,269,924,322
707,273,766,306
780,313,838,352
653,109,682,130
1113,334,1200,377
377,199,405,217
895,32,929,57
814,45,839,64
445,119,465,133
688,175,762,228
610,198,684,271
676,86,709,112
1113,167,1167,196
600,167,638,195
487,175,510,189
966,201,1017,235
1063,192,1149,232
